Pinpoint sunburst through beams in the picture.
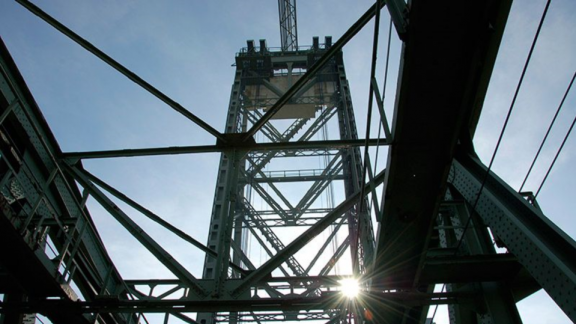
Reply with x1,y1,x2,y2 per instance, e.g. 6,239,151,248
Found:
339,278,360,299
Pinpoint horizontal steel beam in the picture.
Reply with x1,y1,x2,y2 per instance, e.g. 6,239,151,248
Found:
247,174,345,183
0,291,471,314
243,216,343,228
62,138,388,161
419,254,523,284
217,310,330,322
124,275,351,287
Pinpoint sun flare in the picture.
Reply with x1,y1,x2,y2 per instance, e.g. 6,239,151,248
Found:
339,278,360,298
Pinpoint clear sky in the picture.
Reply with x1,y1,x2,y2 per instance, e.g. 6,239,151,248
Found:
1,1,575,323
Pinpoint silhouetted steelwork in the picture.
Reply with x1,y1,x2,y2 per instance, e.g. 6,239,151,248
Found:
196,36,377,323
1,1,576,324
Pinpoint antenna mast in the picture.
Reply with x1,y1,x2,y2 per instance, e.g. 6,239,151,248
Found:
278,0,298,51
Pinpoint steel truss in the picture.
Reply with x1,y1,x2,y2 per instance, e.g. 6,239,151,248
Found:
196,34,378,323
1,0,576,324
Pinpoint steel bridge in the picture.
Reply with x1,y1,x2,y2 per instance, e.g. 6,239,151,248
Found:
1,1,576,324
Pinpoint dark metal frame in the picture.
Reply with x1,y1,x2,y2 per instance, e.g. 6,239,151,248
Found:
1,0,576,324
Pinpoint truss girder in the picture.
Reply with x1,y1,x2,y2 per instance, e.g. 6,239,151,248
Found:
216,310,334,322
241,215,293,278
245,108,282,142
0,40,132,324
244,171,292,221
293,155,344,219
298,106,338,142
336,64,376,275
1,290,468,314
232,169,385,296
246,116,311,176
245,95,333,109
229,239,283,298
246,162,295,208
281,117,310,141
241,198,307,277
249,173,345,184
451,154,576,322
300,236,351,298
65,165,208,298
303,216,346,275
242,214,340,228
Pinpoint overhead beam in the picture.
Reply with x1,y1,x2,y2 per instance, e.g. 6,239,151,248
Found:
373,0,512,288
293,159,344,219
0,291,469,314
62,138,388,161
371,1,512,322
247,174,345,183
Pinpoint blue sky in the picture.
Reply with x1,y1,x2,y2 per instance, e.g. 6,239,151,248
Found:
1,1,575,323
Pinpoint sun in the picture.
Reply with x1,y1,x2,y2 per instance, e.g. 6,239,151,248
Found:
339,278,360,298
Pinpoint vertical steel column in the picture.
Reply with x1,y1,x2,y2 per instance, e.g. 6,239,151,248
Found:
335,60,375,275
198,70,245,324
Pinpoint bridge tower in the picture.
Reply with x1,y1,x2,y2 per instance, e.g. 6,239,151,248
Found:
197,37,375,323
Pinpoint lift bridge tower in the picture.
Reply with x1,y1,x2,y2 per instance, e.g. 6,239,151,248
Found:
197,35,376,324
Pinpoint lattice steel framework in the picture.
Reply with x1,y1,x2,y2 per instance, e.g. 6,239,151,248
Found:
1,1,576,324
197,37,376,323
